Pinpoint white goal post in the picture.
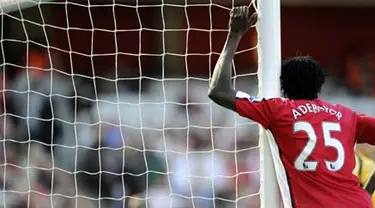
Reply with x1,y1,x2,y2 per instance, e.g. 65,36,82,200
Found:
257,0,282,208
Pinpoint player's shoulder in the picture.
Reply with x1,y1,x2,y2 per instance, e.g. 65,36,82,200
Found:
236,91,286,104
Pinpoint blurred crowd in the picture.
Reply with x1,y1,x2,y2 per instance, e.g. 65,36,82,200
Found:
0,45,264,208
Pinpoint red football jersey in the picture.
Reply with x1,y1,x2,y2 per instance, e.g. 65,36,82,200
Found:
235,91,375,208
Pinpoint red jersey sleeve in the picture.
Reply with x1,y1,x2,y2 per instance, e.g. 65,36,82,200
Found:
355,114,375,145
234,91,278,129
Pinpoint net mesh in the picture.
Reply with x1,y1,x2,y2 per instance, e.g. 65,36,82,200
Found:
0,0,261,207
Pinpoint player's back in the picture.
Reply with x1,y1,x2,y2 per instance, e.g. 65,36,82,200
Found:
271,99,372,208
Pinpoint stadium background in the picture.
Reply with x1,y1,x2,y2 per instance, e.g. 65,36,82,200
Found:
1,0,375,207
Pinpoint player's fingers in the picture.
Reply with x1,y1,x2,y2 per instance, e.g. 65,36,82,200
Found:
241,6,249,25
230,7,236,17
244,6,249,19
235,7,241,17
231,7,238,17
248,12,258,26
241,6,248,26
238,6,244,17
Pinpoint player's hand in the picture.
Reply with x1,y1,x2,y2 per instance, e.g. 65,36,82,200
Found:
229,6,257,36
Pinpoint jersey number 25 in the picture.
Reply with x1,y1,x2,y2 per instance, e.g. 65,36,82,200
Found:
293,121,345,171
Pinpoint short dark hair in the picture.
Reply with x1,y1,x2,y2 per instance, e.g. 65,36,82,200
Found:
280,56,325,100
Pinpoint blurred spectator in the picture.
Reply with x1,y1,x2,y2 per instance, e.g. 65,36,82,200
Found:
343,50,375,96
0,143,96,207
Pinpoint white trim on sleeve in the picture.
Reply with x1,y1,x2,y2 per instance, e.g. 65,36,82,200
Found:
236,91,251,99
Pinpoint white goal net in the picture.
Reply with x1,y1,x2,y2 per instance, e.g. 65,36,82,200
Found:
0,0,280,207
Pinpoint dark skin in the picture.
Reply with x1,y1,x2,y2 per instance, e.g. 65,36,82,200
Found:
208,6,257,111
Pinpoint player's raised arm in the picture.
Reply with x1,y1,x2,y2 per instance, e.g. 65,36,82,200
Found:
208,6,256,111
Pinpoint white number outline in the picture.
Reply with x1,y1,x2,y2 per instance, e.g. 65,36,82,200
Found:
294,122,318,171
293,121,344,172
322,122,344,172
